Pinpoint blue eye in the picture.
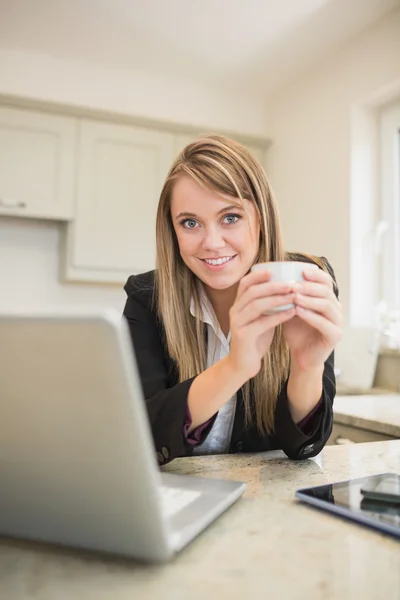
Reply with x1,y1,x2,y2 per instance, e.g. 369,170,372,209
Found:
223,213,240,224
181,219,199,229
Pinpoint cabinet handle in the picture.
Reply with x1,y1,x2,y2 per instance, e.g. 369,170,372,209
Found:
0,198,26,209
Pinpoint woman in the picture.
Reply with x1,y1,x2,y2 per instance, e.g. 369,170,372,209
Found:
123,135,342,465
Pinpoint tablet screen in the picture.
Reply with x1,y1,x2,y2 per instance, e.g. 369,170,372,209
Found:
297,473,400,530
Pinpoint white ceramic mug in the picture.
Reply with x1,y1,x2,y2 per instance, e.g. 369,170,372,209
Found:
251,261,318,312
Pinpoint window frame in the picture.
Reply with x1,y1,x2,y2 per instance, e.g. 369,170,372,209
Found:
380,103,400,312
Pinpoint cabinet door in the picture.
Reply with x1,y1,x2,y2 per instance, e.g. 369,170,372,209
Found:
63,119,175,283
0,106,76,220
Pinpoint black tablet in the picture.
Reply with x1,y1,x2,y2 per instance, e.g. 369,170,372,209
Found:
296,472,400,539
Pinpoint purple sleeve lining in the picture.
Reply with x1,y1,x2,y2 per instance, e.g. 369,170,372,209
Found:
296,396,324,435
183,396,323,447
183,405,214,446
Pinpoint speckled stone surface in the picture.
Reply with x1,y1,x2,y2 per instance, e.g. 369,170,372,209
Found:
334,394,400,437
1,441,400,600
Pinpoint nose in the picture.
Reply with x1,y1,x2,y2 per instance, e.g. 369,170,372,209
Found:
202,225,226,252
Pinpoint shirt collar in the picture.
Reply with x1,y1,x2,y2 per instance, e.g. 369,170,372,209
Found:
190,284,230,343
189,284,214,326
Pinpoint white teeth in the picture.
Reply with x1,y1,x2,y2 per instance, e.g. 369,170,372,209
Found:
203,256,234,266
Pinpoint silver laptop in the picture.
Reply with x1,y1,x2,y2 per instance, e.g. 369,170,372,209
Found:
0,308,245,562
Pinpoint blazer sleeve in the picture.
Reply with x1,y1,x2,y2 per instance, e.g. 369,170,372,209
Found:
273,256,338,460
123,276,215,464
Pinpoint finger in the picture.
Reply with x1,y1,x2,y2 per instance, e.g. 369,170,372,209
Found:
295,306,342,344
261,306,296,329
295,293,343,325
302,266,335,289
234,294,296,327
245,307,296,337
234,280,294,313
293,280,336,300
236,269,272,300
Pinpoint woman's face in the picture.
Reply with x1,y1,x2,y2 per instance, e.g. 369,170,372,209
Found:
170,176,260,291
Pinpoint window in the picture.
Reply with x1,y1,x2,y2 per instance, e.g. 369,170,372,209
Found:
349,98,400,342
380,103,400,313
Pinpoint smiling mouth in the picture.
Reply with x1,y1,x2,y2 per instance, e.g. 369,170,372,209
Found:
199,255,237,266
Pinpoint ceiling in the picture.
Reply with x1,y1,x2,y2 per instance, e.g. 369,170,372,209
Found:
1,0,399,96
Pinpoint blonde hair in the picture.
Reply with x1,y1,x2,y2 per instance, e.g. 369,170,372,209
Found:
155,134,319,434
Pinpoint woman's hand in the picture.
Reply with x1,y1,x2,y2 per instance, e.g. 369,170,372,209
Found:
283,266,343,372
228,269,295,380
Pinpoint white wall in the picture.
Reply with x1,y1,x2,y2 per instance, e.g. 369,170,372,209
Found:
1,217,126,310
265,8,400,325
0,50,267,137
0,50,268,309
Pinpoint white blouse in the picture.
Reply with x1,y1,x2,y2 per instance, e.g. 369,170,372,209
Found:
190,287,237,455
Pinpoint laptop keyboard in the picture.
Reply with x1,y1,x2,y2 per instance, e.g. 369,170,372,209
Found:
159,486,201,518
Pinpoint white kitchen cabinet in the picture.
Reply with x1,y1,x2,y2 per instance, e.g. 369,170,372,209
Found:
0,100,270,285
0,106,76,220
63,119,175,283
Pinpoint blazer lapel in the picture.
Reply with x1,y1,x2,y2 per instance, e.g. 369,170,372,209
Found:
229,388,247,452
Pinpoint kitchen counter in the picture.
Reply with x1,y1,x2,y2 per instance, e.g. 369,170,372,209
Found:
1,441,400,600
334,394,400,438
336,384,397,396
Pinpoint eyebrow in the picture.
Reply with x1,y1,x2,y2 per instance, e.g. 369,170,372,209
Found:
175,204,244,220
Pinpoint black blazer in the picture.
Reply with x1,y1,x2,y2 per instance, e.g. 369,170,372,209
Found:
123,260,337,465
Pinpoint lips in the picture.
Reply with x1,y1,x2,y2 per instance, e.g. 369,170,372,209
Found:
199,254,237,270
201,256,235,266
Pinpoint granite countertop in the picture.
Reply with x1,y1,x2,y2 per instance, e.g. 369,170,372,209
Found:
1,441,400,600
334,394,400,437
336,384,397,396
